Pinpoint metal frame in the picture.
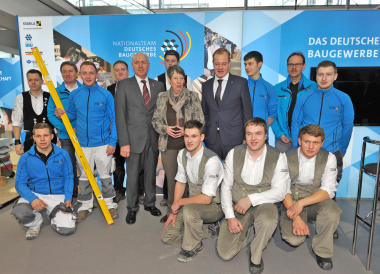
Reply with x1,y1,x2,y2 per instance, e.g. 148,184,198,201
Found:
352,137,380,271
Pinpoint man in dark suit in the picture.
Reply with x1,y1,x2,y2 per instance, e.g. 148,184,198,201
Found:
201,48,253,160
115,53,165,224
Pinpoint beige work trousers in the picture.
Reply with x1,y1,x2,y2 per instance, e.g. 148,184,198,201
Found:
161,203,223,251
280,199,342,258
217,203,278,265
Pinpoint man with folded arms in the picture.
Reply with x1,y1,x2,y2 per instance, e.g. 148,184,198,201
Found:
281,125,341,270
217,117,290,274
161,120,224,262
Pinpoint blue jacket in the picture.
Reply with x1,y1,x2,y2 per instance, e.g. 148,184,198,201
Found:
271,74,317,140
47,81,82,140
66,84,118,148
15,144,74,203
248,74,277,128
291,86,354,156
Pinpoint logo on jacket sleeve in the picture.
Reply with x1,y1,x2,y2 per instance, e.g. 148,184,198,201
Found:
94,102,104,106
329,106,340,111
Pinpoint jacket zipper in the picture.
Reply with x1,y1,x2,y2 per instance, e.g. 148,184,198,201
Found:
87,89,90,147
46,164,52,194
318,93,324,125
101,127,104,142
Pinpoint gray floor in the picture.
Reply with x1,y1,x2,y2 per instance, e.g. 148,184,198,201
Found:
0,198,379,274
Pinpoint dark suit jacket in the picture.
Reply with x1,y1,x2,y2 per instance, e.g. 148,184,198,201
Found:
107,83,116,97
115,76,164,154
201,73,253,146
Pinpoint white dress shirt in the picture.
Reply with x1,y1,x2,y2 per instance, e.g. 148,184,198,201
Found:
64,82,78,92
135,75,151,95
222,146,290,219
154,72,193,91
175,146,223,198
12,92,45,128
213,72,229,101
285,148,338,199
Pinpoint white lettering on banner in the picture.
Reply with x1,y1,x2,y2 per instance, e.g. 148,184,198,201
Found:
0,77,12,81
308,49,378,58
0,71,2,75
308,36,380,59
113,40,157,58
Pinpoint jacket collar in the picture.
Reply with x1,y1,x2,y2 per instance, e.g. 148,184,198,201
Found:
27,143,58,157
286,73,305,90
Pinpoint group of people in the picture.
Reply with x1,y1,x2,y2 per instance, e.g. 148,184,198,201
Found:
10,46,354,274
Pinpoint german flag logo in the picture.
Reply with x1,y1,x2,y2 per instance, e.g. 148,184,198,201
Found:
36,21,41,26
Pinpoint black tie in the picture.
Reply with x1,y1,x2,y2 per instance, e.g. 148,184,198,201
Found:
215,79,223,107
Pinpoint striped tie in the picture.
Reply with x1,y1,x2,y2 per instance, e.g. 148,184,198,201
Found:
141,80,150,109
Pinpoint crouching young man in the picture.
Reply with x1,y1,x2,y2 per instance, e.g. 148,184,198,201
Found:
217,117,290,274
161,120,224,262
280,124,342,270
11,123,77,240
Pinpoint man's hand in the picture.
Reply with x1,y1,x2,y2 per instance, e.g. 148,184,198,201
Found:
292,216,310,236
164,213,177,229
61,200,72,214
234,197,252,215
15,144,24,155
287,201,304,220
54,108,65,119
106,145,116,156
171,200,181,215
120,145,130,158
227,217,243,234
31,199,47,210
280,135,290,144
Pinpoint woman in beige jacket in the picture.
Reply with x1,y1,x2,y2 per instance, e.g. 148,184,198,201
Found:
152,65,204,222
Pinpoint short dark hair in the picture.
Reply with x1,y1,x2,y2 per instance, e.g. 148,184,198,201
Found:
80,61,98,73
244,51,263,64
33,123,53,135
317,60,337,74
213,47,230,61
113,60,128,70
65,47,87,63
244,117,267,134
60,61,78,73
164,50,180,63
184,120,204,135
167,65,185,80
26,69,42,79
298,124,325,141
287,52,305,64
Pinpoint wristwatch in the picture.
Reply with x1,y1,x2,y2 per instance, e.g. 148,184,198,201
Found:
14,139,21,145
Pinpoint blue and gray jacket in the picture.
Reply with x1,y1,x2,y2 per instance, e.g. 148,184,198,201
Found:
66,84,118,148
291,86,354,156
248,74,277,129
47,81,82,140
271,74,317,140
15,144,74,203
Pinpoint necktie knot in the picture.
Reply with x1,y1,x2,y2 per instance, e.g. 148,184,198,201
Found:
218,79,223,86
141,80,146,84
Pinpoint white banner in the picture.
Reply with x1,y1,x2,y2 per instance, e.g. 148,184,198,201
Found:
18,16,56,91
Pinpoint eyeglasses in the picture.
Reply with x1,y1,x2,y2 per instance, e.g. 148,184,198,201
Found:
287,63,304,67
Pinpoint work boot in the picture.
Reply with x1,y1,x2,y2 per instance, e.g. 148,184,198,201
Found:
177,242,204,262
77,210,91,223
26,224,42,240
249,258,264,274
109,208,119,219
209,221,220,239
113,192,126,204
316,255,333,270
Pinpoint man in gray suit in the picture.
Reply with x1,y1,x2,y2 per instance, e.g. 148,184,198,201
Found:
115,53,165,224
201,48,253,160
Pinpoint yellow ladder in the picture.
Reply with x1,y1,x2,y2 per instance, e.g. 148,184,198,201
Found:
32,47,114,225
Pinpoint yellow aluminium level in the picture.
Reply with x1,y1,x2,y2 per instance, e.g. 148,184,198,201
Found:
31,47,114,225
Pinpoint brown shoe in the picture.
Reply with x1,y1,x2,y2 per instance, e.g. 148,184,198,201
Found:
109,208,119,219
77,210,91,223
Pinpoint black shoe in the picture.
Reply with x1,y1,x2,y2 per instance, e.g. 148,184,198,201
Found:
144,206,162,216
113,192,126,204
333,230,339,239
249,258,264,274
208,221,220,239
160,215,168,223
316,255,333,270
177,242,204,262
126,210,137,225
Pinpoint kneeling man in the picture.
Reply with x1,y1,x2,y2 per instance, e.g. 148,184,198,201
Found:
280,125,341,270
11,123,76,239
217,117,290,274
161,120,224,262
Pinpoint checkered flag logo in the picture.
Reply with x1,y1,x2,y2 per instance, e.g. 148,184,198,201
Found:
25,34,32,41
161,39,179,52
36,21,41,26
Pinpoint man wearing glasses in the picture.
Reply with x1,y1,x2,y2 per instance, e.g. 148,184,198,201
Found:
271,52,317,152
